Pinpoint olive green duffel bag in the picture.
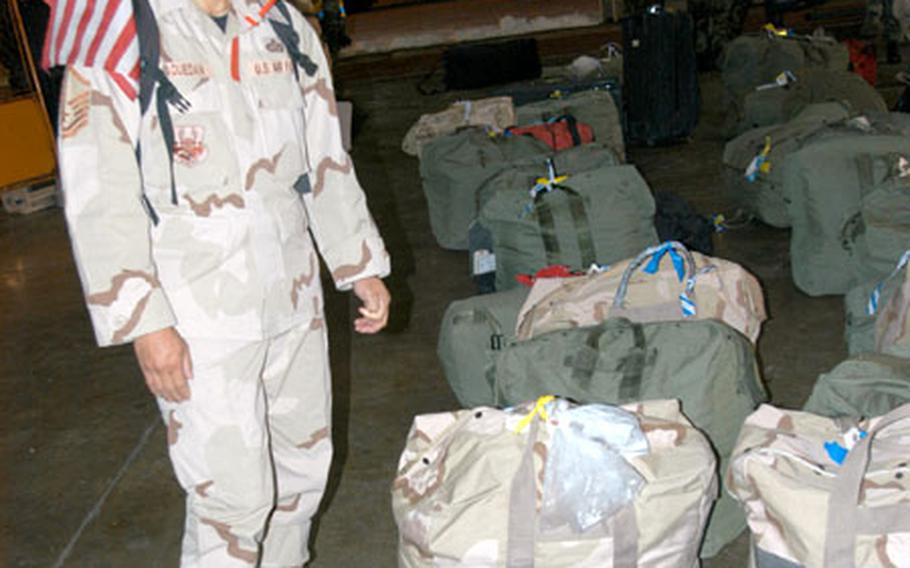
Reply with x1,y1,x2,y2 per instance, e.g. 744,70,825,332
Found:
720,30,849,136
734,68,886,136
419,127,550,250
803,353,910,418
479,161,658,291
494,317,767,557
722,101,851,228
785,130,910,295
436,286,530,408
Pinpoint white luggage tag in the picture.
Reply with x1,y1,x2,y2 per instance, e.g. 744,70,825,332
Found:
755,70,797,91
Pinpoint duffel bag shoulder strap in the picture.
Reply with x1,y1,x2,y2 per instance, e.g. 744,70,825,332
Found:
506,398,640,567
824,404,910,567
528,159,596,269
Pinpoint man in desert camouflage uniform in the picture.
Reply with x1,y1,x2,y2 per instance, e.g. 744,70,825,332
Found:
57,0,390,566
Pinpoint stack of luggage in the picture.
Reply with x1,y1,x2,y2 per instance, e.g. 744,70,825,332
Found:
436,242,769,557
714,24,910,566
724,102,910,296
411,79,656,292
392,18,910,564
719,27,886,136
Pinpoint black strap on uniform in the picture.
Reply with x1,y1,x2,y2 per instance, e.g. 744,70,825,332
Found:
269,1,319,81
132,0,190,212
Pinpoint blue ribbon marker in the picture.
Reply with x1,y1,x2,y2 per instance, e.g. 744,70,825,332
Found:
825,430,868,466
868,250,910,316
643,243,686,282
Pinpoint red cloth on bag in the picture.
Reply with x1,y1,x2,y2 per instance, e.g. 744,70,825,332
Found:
508,118,595,151
845,39,877,86
515,265,586,287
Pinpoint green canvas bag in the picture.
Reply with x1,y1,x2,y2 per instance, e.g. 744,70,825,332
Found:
479,162,658,291
720,31,849,136
785,132,910,295
736,68,886,135
723,102,851,228
515,89,626,162
436,286,530,408
803,353,910,418
849,155,910,281
419,127,550,250
494,317,767,557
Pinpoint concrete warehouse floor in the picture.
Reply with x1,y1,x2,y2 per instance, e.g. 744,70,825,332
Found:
2,37,908,568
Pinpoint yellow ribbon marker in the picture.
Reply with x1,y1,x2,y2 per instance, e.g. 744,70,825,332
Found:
535,174,569,187
514,395,556,433
763,23,789,37
759,136,772,174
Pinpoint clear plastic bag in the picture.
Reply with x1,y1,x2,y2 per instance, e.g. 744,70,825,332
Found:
539,404,648,534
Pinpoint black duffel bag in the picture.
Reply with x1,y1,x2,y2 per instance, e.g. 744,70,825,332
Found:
443,38,542,90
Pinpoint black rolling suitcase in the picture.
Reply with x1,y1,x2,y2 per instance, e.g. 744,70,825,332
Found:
622,6,699,145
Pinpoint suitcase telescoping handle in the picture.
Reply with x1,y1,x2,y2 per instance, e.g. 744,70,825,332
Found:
823,404,910,567
611,241,699,318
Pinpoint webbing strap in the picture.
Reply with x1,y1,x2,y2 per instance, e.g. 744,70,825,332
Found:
533,184,596,270
133,0,162,220
855,153,875,195
132,0,190,208
154,69,185,206
568,325,608,385
506,410,641,566
534,198,561,266
506,417,539,568
823,405,910,567
270,1,318,81
132,0,158,115
549,114,582,147
618,323,646,401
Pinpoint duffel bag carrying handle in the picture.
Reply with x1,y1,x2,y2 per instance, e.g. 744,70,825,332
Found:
611,241,699,318
506,398,640,567
823,404,910,567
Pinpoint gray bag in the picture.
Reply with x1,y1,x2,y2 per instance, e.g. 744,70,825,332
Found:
723,102,851,228
494,317,767,557
785,131,910,295
436,286,529,407
736,68,886,135
516,89,626,162
803,353,910,418
849,155,910,281
720,31,849,136
479,162,658,291
419,127,550,250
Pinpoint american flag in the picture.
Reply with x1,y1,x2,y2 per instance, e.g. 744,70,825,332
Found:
42,0,141,99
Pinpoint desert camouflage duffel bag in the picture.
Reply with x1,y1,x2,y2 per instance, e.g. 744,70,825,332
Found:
513,241,767,344
727,403,910,568
393,397,717,567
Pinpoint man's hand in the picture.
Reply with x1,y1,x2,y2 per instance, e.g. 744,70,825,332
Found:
353,277,391,334
134,327,194,403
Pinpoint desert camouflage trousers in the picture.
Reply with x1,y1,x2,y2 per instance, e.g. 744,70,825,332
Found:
157,322,332,568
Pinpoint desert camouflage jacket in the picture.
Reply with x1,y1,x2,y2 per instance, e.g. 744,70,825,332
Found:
58,0,389,347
